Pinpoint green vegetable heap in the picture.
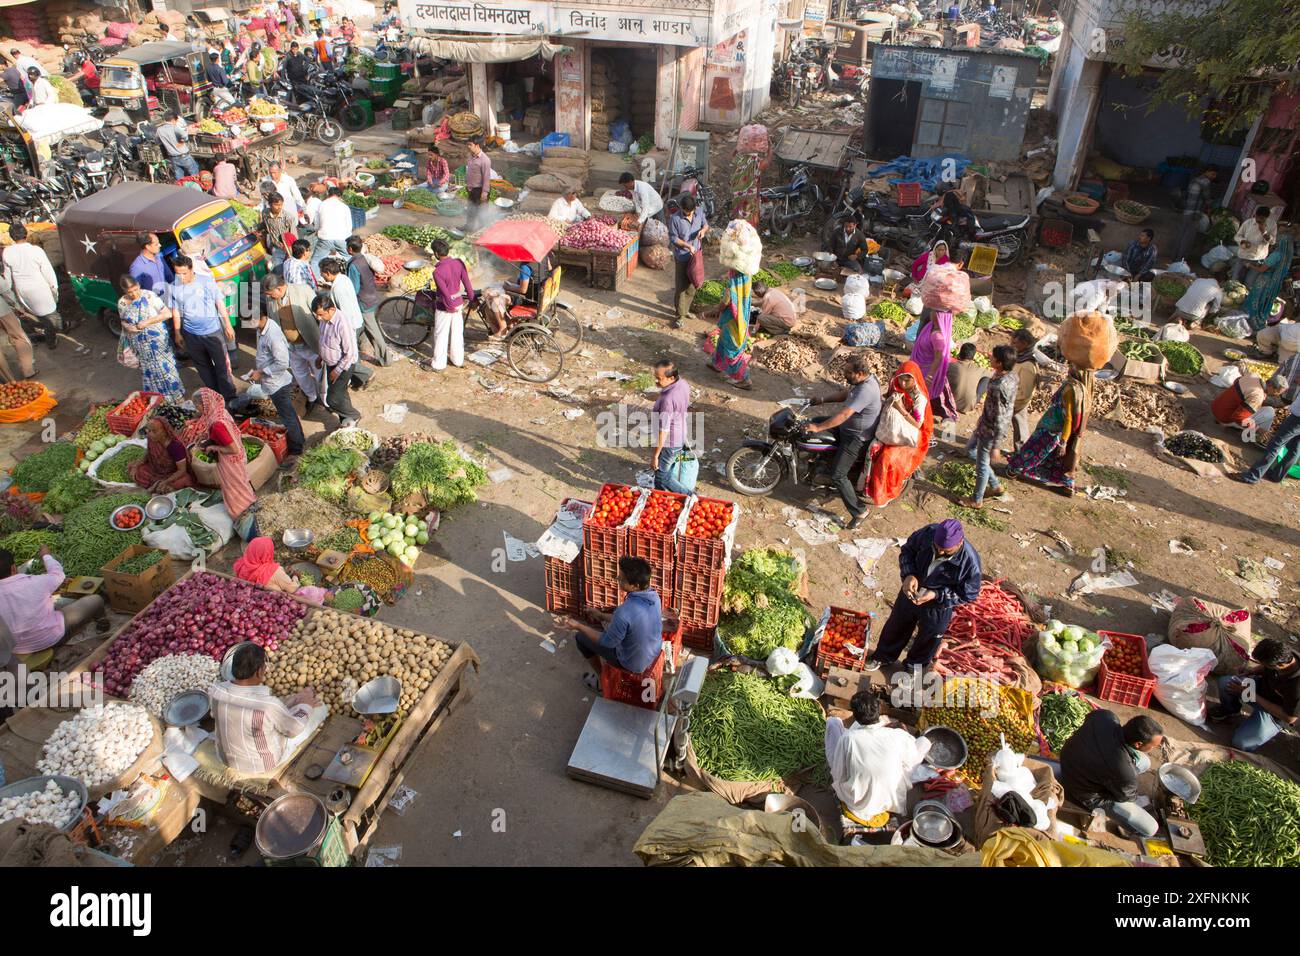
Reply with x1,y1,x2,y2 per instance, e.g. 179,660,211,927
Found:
73,406,112,450
0,529,62,564
1156,340,1203,375
42,471,95,515
297,445,365,504
12,442,77,493
388,441,487,509
329,587,366,612
1190,762,1300,867
768,262,805,282
95,445,146,485
399,188,439,208
59,492,149,576
717,548,810,661
692,281,725,308
751,268,786,288
870,300,911,326
1038,692,1091,753
381,224,456,247
1154,274,1190,299
691,670,828,783
1119,339,1161,363
116,549,167,576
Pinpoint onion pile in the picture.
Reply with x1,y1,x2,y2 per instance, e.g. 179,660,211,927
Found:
98,573,310,696
129,654,221,718
560,218,630,252
38,704,154,787
0,779,82,827
267,611,454,716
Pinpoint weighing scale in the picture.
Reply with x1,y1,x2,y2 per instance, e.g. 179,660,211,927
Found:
1155,763,1205,859
60,576,103,599
567,655,708,799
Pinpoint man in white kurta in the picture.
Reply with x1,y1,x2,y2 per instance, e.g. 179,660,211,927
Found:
825,689,931,823
267,162,305,221
1,224,59,349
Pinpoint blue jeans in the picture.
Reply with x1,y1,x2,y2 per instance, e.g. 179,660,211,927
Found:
310,238,348,270
970,435,1002,503
269,247,287,272
1215,674,1282,751
1242,412,1300,483
1101,751,1158,837
655,445,691,496
170,153,199,179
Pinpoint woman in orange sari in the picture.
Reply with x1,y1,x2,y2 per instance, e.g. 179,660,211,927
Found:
865,361,933,507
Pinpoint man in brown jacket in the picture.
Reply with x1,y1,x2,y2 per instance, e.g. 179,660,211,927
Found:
1010,328,1040,451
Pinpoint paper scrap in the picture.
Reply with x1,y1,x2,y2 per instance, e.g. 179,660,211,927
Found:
1264,557,1285,571
562,409,585,420
388,785,418,815
1168,540,1196,555
1148,590,1179,613
366,845,402,867
468,348,502,366
489,467,515,483
503,532,528,562
1084,485,1126,502
379,403,409,424
472,373,505,393
635,469,655,488
539,640,557,654
596,371,632,381
1068,569,1139,596
838,537,892,587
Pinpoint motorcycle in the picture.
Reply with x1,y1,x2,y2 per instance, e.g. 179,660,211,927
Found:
922,205,1032,266
662,165,719,222
854,190,934,249
761,163,822,239
726,403,867,498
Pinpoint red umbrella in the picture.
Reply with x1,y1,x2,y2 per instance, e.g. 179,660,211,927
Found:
474,220,558,263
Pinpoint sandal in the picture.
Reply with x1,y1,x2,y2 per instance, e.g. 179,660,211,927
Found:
732,378,754,390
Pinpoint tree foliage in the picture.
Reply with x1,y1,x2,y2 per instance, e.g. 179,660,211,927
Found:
1114,0,1300,132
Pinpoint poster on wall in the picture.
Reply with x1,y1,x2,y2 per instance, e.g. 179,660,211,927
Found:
702,29,747,126
929,55,958,93
989,64,1015,100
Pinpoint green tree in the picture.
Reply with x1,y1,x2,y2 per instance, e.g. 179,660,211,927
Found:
1115,0,1300,133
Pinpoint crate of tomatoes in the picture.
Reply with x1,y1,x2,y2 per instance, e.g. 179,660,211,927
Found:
678,496,739,571
814,606,873,675
626,490,687,566
239,418,289,463
107,391,163,436
583,483,643,558
1095,631,1156,707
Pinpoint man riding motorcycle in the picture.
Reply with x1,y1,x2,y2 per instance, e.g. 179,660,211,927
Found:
805,354,882,530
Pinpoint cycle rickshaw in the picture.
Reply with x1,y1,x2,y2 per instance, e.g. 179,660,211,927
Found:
375,220,583,383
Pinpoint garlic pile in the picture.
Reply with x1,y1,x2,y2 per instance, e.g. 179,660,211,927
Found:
129,654,220,718
38,704,154,787
0,779,81,827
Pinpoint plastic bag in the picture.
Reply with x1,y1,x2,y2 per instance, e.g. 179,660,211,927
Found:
841,292,867,321
1214,312,1252,340
843,273,871,297
87,438,148,490
972,295,993,314
670,449,699,493
1035,626,1107,688
1209,364,1242,389
1147,644,1216,726
766,646,800,677
1200,243,1233,271
904,293,924,316
718,219,763,276
1166,260,1193,274
843,321,884,347
788,663,825,700
919,262,972,313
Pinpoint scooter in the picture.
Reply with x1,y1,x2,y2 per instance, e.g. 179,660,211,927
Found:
726,403,867,498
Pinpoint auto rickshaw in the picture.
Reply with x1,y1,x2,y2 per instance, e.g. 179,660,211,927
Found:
59,182,268,335
96,41,213,124
374,220,582,383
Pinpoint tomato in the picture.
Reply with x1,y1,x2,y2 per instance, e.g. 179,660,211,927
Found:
684,499,733,539
589,484,639,528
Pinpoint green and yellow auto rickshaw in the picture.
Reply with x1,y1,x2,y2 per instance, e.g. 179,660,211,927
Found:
59,182,267,335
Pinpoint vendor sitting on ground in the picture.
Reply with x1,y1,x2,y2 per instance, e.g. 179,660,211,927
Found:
548,186,592,225
1212,372,1286,433
233,536,301,595
1171,276,1223,330
560,556,662,692
825,688,931,831
827,215,871,274
947,342,989,414
0,545,108,658
129,416,195,492
1209,638,1298,752
1059,710,1163,838
751,280,799,334
209,642,322,774
1121,229,1158,282
867,519,981,671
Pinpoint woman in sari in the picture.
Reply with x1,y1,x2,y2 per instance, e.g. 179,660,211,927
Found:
866,361,933,507
910,240,950,284
703,269,754,390
234,537,299,593
910,309,958,421
1006,364,1094,497
129,416,195,492
191,388,259,539
1242,227,1295,333
118,275,184,402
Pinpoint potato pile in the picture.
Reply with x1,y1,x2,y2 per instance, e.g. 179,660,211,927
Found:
266,611,454,715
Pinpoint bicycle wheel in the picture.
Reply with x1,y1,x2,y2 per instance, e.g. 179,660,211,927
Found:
376,295,432,347
541,303,583,354
506,324,563,383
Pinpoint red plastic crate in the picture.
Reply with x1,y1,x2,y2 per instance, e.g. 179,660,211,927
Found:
544,555,583,614
678,496,735,570
662,616,683,667
815,606,873,675
675,563,725,601
627,490,687,565
678,589,721,627
107,391,163,436
599,649,664,710
649,562,674,596
583,483,636,556
584,576,621,611
896,182,923,207
238,417,288,463
682,623,716,653
1095,631,1157,708
583,550,620,585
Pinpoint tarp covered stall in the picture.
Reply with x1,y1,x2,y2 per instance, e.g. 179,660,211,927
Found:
407,35,571,64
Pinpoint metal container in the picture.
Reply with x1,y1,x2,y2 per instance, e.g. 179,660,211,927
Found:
219,641,260,682
922,726,968,769
145,495,176,521
353,676,402,715
403,259,427,271
108,504,144,531
255,793,350,866
912,808,955,845
813,251,838,276
282,528,314,550
0,775,87,831
162,690,210,727
1158,763,1201,804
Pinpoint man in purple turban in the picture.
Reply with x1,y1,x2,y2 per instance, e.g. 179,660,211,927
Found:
866,519,982,671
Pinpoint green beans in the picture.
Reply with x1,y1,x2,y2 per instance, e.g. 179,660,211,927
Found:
691,670,828,784
11,442,77,493
115,549,167,576
1189,761,1300,867
59,492,150,576
0,529,62,564
96,445,146,484
1155,340,1204,375
1039,692,1091,753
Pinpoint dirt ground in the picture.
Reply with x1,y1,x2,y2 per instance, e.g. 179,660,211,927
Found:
5,119,1298,867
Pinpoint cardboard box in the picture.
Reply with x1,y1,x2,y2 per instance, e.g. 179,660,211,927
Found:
101,545,176,614
1107,349,1166,383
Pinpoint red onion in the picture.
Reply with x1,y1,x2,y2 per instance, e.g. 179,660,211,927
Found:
560,218,630,252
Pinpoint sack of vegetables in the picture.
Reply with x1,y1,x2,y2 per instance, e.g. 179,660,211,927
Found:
1034,619,1108,688
1056,310,1118,370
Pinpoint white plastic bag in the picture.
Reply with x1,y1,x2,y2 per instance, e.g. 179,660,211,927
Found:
1209,364,1242,389
971,295,993,314
1214,312,1252,340
904,293,924,316
1200,243,1233,271
1166,260,1193,274
718,219,763,276
1147,644,1216,727
87,438,148,490
841,292,867,321
766,646,800,678
788,663,825,700
843,273,871,297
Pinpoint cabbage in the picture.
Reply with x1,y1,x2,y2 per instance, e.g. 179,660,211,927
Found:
1062,641,1079,655
1047,619,1066,635
1061,625,1085,642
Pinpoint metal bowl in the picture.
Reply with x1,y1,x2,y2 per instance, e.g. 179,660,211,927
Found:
353,676,401,715
0,775,88,830
813,252,836,264
813,277,838,290
1102,262,1131,279
109,504,145,531
882,268,908,284
494,197,515,208
403,258,427,271
922,726,968,769
1159,763,1202,804
912,808,955,845
145,495,175,521
162,690,210,727
1094,368,1118,382
282,528,314,550
288,562,322,586
791,256,813,268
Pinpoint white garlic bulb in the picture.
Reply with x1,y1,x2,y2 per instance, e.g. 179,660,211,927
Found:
129,654,220,718
0,779,82,827
37,704,154,787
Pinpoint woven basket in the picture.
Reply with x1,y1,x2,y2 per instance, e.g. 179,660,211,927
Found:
1113,201,1152,225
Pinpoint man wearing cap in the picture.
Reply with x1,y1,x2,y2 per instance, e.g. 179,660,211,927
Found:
866,519,981,671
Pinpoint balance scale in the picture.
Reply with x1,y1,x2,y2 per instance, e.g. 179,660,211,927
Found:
567,655,709,799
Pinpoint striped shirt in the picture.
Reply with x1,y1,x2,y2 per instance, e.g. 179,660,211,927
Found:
208,681,310,773
318,312,358,373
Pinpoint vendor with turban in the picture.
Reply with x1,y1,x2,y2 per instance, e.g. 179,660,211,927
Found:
866,519,981,671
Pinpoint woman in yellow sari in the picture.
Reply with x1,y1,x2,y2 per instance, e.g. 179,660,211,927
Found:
702,269,754,390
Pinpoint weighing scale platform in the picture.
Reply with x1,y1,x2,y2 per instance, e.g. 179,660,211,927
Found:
567,699,676,799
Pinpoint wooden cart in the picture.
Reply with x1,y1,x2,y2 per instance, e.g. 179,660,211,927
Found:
554,235,638,291
190,127,290,188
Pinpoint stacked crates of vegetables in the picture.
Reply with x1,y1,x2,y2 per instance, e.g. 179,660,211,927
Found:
107,391,163,436
544,498,592,614
675,496,739,633
625,490,687,608
581,483,644,610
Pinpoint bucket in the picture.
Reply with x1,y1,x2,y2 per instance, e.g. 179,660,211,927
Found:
496,123,511,142
256,793,351,867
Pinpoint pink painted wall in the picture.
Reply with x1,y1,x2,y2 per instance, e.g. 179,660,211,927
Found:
678,45,705,133
555,41,587,149
1232,90,1300,213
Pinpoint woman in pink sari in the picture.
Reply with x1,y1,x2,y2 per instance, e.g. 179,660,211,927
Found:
910,309,959,422
910,240,949,284
191,388,259,540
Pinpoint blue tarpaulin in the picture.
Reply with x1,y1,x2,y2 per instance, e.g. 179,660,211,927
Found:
866,154,972,192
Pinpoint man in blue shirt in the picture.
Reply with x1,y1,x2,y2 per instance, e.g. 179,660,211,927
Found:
668,194,708,330
867,519,982,670
562,556,663,691
129,233,174,294
167,255,236,402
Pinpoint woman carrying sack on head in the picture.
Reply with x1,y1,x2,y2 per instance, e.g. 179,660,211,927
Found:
910,240,950,284
865,361,932,508
909,308,958,421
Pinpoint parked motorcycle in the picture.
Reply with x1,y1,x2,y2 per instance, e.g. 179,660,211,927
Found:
726,403,866,498
761,163,822,239
923,205,1033,266
662,165,719,222
855,190,934,249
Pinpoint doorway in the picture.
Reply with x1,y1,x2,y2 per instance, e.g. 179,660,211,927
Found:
867,79,921,157
589,44,658,151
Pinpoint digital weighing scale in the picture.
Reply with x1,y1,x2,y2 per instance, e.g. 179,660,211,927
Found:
566,655,709,799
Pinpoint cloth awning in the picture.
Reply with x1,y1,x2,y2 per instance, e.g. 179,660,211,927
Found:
408,35,571,63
